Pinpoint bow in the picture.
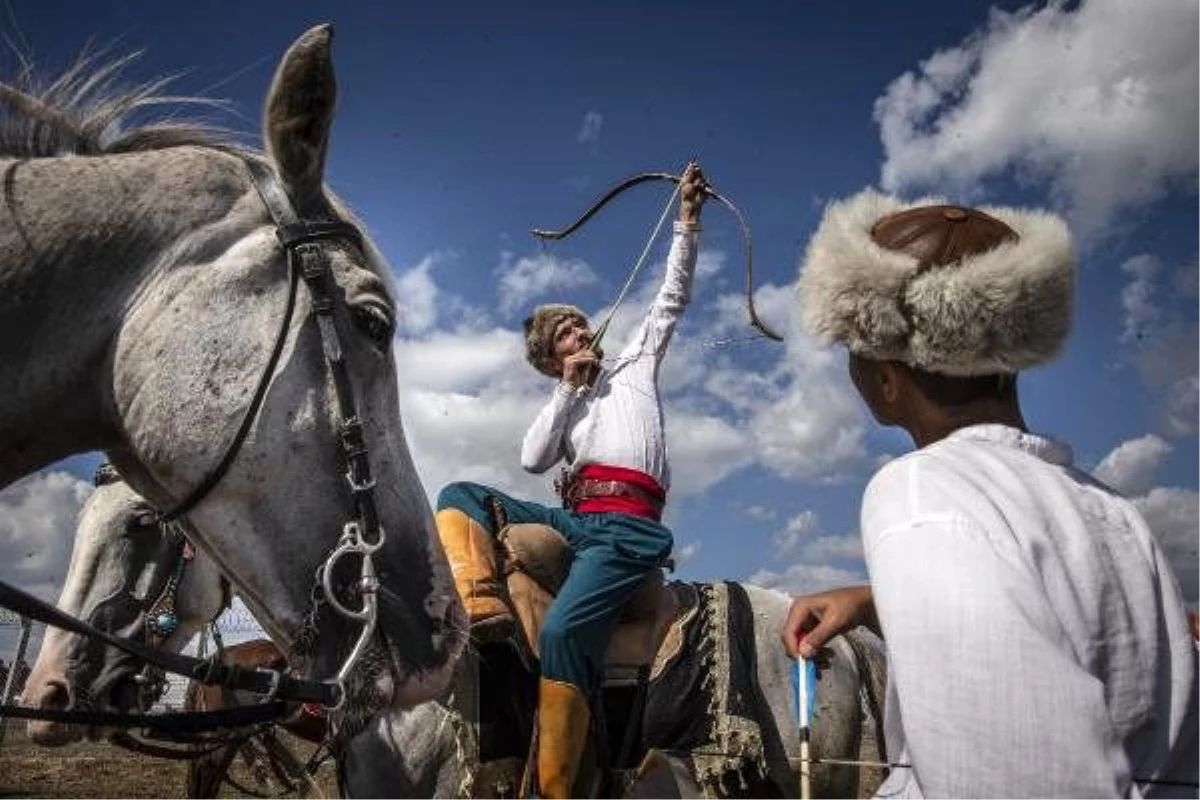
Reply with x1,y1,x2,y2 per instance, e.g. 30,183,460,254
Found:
532,171,784,343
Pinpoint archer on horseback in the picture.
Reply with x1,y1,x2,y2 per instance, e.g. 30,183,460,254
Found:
434,161,708,798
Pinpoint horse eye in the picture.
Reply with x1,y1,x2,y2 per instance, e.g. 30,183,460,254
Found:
353,304,394,348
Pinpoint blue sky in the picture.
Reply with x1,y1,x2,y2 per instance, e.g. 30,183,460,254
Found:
0,0,1196,650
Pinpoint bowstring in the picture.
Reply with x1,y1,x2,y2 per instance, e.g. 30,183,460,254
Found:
588,178,682,354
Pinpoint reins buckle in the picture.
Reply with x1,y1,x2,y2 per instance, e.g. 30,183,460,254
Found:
345,470,376,494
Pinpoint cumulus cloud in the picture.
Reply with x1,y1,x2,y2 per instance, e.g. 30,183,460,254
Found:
1114,254,1199,436
1133,487,1199,605
0,471,92,603
395,256,441,335
1119,255,1160,343
747,561,867,596
773,510,819,554
1094,434,1172,496
744,505,778,523
674,540,701,568
1093,434,1198,604
705,283,871,482
874,1,1198,244
493,251,598,317
577,110,603,148
750,509,867,594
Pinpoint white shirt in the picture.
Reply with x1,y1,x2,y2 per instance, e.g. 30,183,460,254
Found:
520,222,699,489
863,424,1198,799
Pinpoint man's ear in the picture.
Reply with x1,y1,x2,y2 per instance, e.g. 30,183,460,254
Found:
878,362,902,405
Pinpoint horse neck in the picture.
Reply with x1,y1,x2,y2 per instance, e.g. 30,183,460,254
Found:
0,147,253,486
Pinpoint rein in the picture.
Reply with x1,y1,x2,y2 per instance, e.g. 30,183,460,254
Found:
531,169,784,344
0,155,393,731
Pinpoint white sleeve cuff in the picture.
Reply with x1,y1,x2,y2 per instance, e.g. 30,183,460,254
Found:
674,220,702,234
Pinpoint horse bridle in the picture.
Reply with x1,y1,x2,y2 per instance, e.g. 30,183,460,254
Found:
155,155,390,703
0,156,388,722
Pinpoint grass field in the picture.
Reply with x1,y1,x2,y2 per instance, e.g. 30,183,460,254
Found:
0,725,339,798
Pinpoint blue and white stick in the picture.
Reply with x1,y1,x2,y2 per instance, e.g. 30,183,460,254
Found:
792,655,817,799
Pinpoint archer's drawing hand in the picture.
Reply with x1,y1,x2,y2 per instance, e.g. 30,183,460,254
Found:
781,584,878,659
679,162,707,225
561,349,600,390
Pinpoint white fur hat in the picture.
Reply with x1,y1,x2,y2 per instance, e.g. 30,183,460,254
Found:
798,189,1076,376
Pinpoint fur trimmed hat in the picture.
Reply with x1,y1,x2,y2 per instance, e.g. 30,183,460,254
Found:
798,189,1076,376
523,303,589,378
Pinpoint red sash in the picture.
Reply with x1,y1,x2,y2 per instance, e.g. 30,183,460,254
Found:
570,464,666,521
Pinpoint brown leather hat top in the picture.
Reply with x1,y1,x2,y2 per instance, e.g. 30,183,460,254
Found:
870,205,1020,273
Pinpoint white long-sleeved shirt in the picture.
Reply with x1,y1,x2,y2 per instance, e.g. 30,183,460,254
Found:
520,222,699,489
863,424,1198,799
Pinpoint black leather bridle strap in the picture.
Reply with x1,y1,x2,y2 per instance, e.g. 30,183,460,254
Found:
0,579,336,706
243,158,382,548
0,699,285,733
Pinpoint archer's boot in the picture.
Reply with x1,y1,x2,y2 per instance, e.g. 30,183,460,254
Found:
435,508,515,642
535,678,592,799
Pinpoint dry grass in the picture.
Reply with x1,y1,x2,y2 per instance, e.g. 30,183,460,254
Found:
0,725,339,798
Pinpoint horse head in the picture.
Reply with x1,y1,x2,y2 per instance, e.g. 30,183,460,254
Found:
0,24,464,734
24,470,228,745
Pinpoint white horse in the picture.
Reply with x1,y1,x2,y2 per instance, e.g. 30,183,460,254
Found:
26,472,461,798
25,469,229,746
342,523,888,797
1,24,463,734
31,474,888,798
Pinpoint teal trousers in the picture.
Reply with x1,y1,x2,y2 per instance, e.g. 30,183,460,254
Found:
437,481,672,695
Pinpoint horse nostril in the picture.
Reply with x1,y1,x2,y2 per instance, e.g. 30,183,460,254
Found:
35,680,71,711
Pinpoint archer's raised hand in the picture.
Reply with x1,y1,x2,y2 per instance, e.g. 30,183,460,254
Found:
679,162,707,225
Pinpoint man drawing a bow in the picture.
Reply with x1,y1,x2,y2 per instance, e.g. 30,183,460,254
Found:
435,162,708,798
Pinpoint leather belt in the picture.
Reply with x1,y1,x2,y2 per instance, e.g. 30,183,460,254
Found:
571,478,665,514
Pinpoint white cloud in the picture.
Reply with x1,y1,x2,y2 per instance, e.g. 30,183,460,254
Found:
1133,487,1199,605
395,256,441,335
747,561,867,596
1114,255,1199,436
1094,434,1172,496
493,251,598,317
395,328,525,393
1132,322,1199,437
699,281,872,483
674,540,701,568
577,110,603,147
1119,255,1160,343
0,471,92,603
874,1,1198,244
755,508,867,594
744,505,777,523
773,510,819,554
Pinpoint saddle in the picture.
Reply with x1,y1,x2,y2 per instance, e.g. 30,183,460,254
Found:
497,523,699,686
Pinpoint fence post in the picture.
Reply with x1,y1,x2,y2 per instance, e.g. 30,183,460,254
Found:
0,617,33,747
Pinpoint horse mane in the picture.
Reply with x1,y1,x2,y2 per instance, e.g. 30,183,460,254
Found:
0,46,253,159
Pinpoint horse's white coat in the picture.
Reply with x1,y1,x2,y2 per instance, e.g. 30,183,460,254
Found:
0,25,464,731
25,480,227,744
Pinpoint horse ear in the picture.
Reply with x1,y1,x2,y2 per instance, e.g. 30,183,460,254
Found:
263,24,337,208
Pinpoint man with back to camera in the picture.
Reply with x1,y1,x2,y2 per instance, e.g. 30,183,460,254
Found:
780,189,1198,797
